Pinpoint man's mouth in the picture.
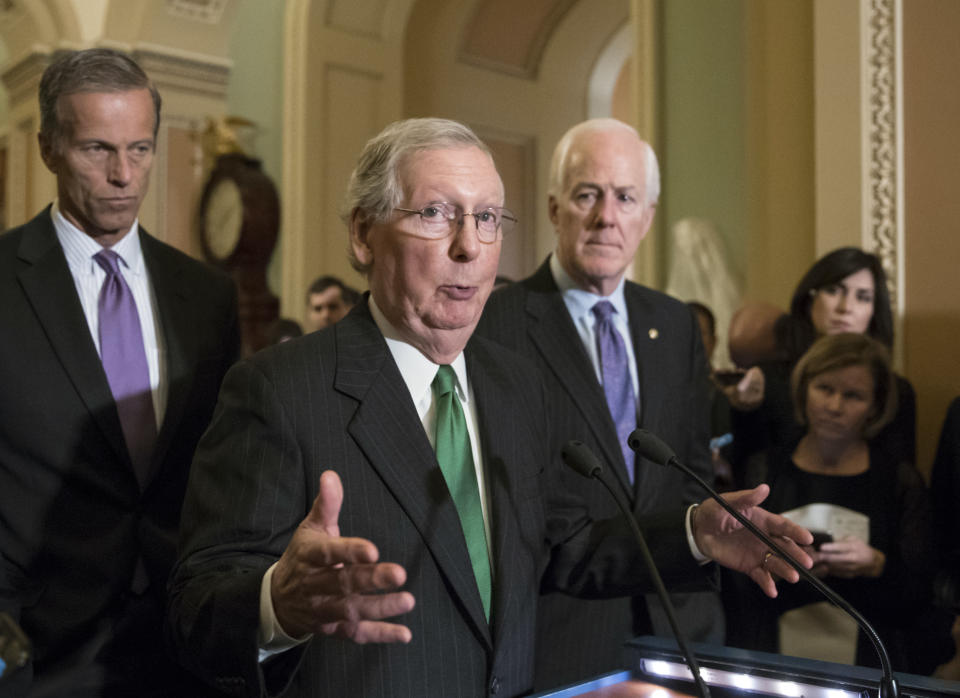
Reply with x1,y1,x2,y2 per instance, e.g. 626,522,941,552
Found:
440,285,477,300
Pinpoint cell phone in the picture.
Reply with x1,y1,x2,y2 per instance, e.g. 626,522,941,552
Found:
713,369,746,387
810,531,834,550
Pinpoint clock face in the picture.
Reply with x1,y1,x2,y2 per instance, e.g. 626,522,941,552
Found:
204,179,244,260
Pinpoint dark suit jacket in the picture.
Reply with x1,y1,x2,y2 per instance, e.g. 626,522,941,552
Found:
0,208,239,696
475,258,716,689
167,298,706,698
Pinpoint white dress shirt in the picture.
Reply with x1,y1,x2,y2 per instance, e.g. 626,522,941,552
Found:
52,202,167,428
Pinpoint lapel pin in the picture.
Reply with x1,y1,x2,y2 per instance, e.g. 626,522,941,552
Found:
648,328,659,340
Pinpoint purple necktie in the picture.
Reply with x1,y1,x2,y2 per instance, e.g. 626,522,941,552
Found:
95,249,157,486
592,300,637,483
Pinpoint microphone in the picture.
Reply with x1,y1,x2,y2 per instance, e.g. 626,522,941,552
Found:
561,441,711,698
628,428,900,698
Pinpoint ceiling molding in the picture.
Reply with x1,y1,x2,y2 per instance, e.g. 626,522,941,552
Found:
165,0,230,25
128,41,231,98
1,47,48,105
457,0,577,80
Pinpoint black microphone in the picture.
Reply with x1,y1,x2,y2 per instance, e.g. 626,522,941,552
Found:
628,428,900,698
561,441,711,698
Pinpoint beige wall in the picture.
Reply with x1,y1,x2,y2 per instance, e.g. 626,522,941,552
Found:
744,0,815,308
660,0,750,291
902,0,960,475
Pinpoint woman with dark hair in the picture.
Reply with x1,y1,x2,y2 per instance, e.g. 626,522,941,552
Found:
724,333,933,671
777,247,894,363
728,247,916,478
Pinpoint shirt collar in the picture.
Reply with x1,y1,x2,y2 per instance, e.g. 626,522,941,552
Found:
51,200,145,276
368,296,469,407
549,251,628,320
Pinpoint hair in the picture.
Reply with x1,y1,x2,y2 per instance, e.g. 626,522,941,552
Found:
775,247,894,363
39,48,162,153
687,301,716,338
342,118,495,274
547,118,660,206
790,332,898,439
264,318,303,346
306,275,361,305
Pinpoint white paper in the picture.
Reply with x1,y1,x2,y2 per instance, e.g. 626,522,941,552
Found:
780,502,870,544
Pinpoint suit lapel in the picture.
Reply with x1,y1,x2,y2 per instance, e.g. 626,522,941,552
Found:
466,340,537,656
625,283,672,510
522,262,634,500
334,306,493,648
15,212,130,470
142,232,191,486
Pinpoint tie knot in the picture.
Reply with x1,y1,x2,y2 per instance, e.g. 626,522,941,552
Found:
592,300,616,323
433,365,457,397
94,249,122,276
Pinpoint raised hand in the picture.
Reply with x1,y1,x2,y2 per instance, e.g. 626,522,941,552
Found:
271,470,416,643
692,484,814,598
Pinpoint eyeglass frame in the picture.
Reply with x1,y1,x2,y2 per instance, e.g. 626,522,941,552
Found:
393,202,517,243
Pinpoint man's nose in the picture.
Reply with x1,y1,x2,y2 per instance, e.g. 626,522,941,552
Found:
594,193,618,225
107,152,132,185
450,215,482,260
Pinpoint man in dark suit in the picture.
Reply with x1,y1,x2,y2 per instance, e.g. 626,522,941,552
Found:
0,48,238,696
167,117,812,698
477,118,723,689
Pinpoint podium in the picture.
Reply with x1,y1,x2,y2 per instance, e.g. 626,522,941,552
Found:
534,636,960,697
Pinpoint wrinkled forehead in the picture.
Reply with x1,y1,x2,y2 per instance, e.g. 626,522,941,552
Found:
56,88,158,136
399,146,504,204
562,129,646,192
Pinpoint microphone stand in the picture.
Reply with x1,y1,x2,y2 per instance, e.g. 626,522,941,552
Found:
561,441,711,698
628,428,900,698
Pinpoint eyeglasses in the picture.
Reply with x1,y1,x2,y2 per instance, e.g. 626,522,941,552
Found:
394,202,517,243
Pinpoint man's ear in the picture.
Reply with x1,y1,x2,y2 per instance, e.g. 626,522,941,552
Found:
547,195,560,227
638,202,657,241
349,209,374,267
38,132,58,174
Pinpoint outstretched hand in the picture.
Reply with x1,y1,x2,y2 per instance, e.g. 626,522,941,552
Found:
271,470,416,643
693,484,813,598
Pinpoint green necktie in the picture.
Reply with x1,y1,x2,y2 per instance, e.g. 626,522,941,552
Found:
433,365,492,620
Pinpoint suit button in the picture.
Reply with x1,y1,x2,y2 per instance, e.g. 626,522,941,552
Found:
489,676,501,694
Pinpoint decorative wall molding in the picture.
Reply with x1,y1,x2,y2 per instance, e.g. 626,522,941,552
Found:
129,42,231,98
325,0,389,40
1,49,48,105
166,0,230,25
862,0,904,337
